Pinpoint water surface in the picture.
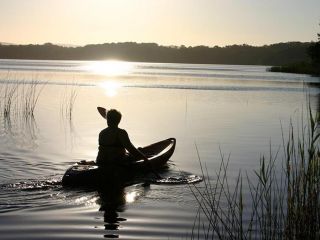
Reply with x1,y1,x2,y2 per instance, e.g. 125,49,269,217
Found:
0,59,319,239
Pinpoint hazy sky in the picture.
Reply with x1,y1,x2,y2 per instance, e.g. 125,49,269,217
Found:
1,0,319,47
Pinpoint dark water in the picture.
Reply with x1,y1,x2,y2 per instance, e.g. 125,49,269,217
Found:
0,59,319,239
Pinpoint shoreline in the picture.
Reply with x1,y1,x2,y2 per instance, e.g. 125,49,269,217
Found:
268,61,320,76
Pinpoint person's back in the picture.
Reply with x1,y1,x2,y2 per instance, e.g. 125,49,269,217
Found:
96,109,149,168
96,127,126,166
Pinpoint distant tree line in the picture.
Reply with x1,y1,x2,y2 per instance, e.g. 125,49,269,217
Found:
0,41,313,66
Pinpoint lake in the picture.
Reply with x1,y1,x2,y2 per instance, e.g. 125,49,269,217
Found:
0,59,319,239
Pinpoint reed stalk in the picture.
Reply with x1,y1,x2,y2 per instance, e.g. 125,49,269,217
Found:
20,80,46,117
190,103,320,239
0,79,45,119
2,82,18,118
60,83,79,120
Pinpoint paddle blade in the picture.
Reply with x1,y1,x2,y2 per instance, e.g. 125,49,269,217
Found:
97,107,107,119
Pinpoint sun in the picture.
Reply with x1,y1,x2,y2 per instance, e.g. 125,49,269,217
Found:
86,60,133,76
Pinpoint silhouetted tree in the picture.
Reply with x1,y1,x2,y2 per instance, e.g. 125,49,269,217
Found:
308,24,320,73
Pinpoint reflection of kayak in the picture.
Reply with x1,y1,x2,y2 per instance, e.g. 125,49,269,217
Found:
62,138,176,187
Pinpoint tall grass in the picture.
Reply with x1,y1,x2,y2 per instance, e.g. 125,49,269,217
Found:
0,80,45,119
284,105,320,238
20,80,46,117
60,83,79,120
1,82,19,118
190,105,320,239
0,79,45,147
59,83,79,149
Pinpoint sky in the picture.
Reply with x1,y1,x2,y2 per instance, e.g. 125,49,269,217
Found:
0,0,319,47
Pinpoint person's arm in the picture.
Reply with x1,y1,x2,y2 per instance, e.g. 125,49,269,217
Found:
119,129,162,179
119,130,149,162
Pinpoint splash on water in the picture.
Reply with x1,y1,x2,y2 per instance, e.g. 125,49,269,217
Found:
0,170,202,193
2,178,62,191
153,175,202,184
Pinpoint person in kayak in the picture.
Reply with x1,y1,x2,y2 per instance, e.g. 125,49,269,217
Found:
96,109,149,168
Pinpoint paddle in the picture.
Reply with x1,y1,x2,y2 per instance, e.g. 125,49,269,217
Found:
96,106,162,179
97,106,107,119
144,161,162,179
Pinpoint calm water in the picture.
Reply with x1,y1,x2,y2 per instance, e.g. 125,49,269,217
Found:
0,59,319,239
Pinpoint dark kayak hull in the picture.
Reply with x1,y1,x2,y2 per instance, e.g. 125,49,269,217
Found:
62,138,176,187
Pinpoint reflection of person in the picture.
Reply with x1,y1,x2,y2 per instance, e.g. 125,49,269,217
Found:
97,182,149,238
96,183,126,237
96,109,149,168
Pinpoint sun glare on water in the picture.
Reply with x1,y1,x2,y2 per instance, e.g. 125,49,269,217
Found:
86,60,131,97
86,60,133,76
99,81,123,97
125,191,139,203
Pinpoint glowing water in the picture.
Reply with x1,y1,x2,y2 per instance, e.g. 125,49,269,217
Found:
0,59,319,239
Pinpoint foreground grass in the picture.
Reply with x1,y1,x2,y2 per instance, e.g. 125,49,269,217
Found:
190,105,320,239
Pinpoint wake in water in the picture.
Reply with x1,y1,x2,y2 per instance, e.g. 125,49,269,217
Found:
1,171,202,192
1,178,62,191
0,177,63,214
148,169,203,185
153,174,202,184
0,172,202,216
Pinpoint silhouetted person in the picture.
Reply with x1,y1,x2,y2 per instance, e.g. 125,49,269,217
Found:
96,109,149,169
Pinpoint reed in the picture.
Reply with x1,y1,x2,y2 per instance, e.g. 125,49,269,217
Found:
1,82,18,118
0,78,45,147
190,104,320,239
20,80,46,117
60,83,79,120
0,79,45,119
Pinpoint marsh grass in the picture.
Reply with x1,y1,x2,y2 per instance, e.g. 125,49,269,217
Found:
1,82,19,118
0,79,44,149
190,105,320,239
0,79,45,119
59,83,80,149
0,80,45,146
20,80,46,118
60,83,79,120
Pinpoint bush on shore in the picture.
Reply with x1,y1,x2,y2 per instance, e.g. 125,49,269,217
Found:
268,61,320,75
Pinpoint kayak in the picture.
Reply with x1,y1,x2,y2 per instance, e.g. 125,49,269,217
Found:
62,138,176,187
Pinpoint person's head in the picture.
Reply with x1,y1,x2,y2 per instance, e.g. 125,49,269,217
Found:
106,109,122,127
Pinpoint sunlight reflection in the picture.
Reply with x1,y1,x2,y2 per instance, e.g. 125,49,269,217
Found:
74,196,99,206
125,191,139,203
99,81,122,97
86,60,133,76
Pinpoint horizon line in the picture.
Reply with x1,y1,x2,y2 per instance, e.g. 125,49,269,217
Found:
0,40,315,49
